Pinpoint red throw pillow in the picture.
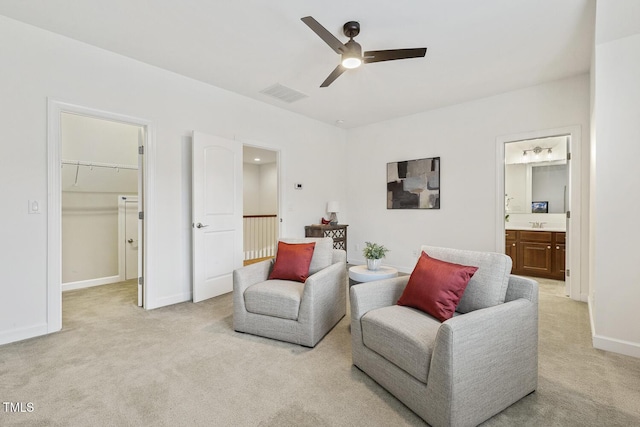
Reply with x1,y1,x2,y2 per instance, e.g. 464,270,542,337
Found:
268,241,316,283
397,251,478,322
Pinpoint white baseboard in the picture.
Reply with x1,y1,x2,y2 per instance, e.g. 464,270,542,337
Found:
0,322,49,346
62,275,121,292
592,334,640,359
588,294,640,358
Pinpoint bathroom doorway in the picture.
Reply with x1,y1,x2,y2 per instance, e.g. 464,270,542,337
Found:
496,126,582,301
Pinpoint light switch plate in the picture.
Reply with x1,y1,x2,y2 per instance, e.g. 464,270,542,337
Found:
28,200,41,214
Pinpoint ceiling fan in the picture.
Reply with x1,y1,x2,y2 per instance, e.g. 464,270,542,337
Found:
301,16,427,88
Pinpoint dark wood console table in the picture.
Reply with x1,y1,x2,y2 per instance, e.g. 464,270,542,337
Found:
305,224,348,256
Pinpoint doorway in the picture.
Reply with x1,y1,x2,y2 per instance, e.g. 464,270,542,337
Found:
496,126,582,301
47,100,153,333
242,145,279,265
60,113,140,300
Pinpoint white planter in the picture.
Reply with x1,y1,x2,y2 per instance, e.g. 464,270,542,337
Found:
366,258,382,271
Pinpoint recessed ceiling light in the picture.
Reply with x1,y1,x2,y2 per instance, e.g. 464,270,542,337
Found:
254,158,261,162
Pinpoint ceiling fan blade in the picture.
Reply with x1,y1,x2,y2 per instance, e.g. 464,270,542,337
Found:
301,16,345,54
320,65,347,87
363,48,427,64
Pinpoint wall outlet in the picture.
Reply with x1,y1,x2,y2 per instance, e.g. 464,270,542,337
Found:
294,183,303,190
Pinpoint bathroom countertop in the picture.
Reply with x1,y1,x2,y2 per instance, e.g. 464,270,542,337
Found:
506,226,566,232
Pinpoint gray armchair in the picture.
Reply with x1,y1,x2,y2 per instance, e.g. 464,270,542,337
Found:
234,237,347,347
350,245,538,427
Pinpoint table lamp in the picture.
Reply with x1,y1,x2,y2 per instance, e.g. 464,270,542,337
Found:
327,201,339,225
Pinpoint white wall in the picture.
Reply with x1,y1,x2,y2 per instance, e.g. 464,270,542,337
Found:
243,162,277,216
590,0,640,357
0,16,346,345
346,75,590,277
243,164,261,215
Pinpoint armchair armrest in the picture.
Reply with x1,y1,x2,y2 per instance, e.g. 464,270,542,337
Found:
233,259,273,306
233,259,272,291
298,260,347,345
426,297,538,426
506,274,538,304
349,276,410,321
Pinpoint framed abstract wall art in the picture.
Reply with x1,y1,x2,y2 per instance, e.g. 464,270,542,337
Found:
387,157,440,209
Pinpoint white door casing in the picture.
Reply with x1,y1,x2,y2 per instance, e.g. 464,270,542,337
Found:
192,131,243,302
48,100,153,337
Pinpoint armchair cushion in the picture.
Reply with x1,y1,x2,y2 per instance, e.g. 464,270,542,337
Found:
280,238,333,275
268,241,316,282
421,245,512,314
397,251,478,321
244,279,304,320
362,305,441,383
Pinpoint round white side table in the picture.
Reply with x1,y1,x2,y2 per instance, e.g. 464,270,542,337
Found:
348,265,398,285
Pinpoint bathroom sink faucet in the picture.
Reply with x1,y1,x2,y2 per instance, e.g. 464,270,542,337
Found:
529,221,546,229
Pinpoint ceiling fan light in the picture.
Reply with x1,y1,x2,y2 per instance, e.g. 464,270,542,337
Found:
342,56,362,69
342,39,362,69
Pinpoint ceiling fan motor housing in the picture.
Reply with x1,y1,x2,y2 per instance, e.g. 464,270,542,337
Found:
343,21,360,38
343,39,362,56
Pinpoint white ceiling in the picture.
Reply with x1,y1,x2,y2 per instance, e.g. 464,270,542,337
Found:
0,0,595,129
243,146,277,165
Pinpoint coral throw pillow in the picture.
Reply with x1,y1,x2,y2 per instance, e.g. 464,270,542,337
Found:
268,241,316,283
397,251,478,322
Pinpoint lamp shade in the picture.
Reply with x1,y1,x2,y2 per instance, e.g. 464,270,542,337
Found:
327,201,340,213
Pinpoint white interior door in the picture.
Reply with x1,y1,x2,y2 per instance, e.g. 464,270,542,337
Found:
192,131,243,302
125,199,138,280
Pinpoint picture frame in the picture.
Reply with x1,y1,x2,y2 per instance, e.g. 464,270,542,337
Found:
387,157,440,209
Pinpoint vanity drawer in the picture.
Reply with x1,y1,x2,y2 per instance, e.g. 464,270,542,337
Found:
519,231,552,243
505,230,518,241
555,232,566,244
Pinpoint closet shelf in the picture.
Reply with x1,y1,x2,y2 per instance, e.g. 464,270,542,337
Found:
61,159,138,171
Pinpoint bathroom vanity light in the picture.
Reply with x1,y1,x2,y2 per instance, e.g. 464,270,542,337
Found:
522,146,552,162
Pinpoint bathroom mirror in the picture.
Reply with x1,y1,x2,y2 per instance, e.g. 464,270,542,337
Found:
504,137,568,214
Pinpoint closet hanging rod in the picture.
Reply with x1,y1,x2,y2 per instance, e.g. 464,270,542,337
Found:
61,160,138,171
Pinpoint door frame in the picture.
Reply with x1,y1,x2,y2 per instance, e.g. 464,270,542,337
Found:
496,125,582,301
47,99,155,332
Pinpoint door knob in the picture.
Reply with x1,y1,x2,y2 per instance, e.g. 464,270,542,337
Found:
195,223,209,229
128,239,134,243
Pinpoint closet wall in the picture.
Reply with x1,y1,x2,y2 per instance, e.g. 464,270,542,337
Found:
61,113,138,287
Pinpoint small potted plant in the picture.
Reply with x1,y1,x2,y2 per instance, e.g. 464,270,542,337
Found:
363,241,389,271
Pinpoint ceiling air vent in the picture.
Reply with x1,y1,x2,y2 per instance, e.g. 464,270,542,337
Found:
260,84,308,103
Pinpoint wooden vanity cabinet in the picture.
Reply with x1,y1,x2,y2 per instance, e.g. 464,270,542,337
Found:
506,230,566,280
505,230,518,269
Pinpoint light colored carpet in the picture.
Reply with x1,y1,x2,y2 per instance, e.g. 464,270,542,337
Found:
1,278,639,426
